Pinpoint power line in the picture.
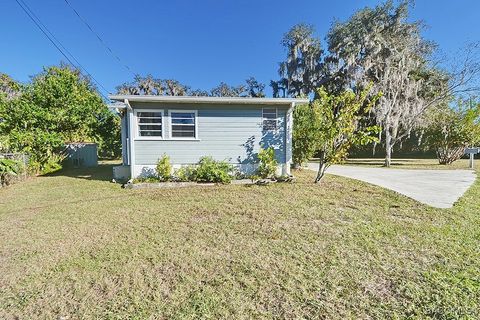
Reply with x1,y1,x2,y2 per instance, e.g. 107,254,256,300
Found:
62,0,136,77
14,0,110,99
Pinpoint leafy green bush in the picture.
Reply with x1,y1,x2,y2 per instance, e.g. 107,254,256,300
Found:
156,154,172,181
195,156,234,184
0,65,121,174
0,158,21,186
257,147,278,178
173,165,197,182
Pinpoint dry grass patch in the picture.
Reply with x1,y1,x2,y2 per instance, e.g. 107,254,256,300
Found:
0,163,479,319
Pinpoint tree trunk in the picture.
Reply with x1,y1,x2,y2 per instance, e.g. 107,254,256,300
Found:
315,150,328,183
384,130,392,167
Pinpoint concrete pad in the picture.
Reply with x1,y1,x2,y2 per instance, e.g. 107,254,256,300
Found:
307,163,477,208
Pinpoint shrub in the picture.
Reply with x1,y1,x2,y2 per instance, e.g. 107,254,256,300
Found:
0,158,21,186
257,147,278,178
423,99,480,165
173,165,197,182
156,154,172,181
195,156,234,184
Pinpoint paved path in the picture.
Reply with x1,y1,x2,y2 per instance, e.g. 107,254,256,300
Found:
307,163,476,208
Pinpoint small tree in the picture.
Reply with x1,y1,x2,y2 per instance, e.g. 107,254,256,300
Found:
423,99,480,164
257,147,278,178
156,154,172,181
304,87,380,183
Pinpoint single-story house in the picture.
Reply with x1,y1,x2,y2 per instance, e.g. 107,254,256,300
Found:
108,95,309,179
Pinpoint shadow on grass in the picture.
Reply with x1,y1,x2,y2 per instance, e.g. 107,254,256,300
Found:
45,161,120,182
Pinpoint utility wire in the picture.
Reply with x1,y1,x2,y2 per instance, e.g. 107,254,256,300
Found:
14,0,111,99
63,0,136,77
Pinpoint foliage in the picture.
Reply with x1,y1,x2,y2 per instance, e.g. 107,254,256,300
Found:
194,156,234,184
173,165,198,182
0,65,120,173
272,23,324,98
156,154,172,181
0,73,21,100
0,158,21,186
423,99,480,164
117,74,265,98
293,103,319,166
257,147,278,178
302,87,380,182
325,1,479,166
132,176,161,184
210,82,246,97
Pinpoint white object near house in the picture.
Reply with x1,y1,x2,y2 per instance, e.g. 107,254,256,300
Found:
465,147,480,169
108,95,309,180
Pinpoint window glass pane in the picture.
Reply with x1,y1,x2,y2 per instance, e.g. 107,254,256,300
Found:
139,130,162,136
139,118,162,123
137,111,162,137
172,118,194,125
139,124,162,130
138,112,162,118
170,112,196,138
263,120,277,130
172,125,195,132
263,108,277,130
171,112,194,119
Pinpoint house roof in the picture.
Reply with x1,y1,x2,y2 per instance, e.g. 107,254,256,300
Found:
108,95,309,107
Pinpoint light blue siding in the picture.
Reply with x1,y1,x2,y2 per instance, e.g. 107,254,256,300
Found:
131,103,287,166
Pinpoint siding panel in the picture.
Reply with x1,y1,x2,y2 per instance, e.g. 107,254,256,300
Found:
133,104,286,165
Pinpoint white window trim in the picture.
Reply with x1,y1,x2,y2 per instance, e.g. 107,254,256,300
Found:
133,109,165,140
262,107,278,131
168,109,199,140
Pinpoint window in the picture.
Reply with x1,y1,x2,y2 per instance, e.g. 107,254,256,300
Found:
263,108,277,131
137,111,163,137
170,111,196,138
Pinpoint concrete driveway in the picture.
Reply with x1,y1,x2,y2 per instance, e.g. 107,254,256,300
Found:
307,163,476,208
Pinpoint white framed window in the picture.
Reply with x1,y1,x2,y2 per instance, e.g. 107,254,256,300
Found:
169,110,197,139
135,109,164,139
262,108,277,131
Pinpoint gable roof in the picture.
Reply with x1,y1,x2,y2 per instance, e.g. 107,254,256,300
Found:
109,95,309,107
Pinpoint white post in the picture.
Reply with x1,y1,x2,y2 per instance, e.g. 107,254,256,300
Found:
125,99,135,180
470,153,474,169
284,102,294,175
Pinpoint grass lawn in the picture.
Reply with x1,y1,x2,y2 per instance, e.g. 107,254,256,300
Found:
333,158,475,170
1,162,479,319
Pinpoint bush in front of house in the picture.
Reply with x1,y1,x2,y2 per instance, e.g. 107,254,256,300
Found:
173,165,197,182
257,147,278,179
156,154,172,181
194,156,234,184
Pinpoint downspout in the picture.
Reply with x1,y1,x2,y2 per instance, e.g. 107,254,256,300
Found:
124,99,134,180
284,102,294,175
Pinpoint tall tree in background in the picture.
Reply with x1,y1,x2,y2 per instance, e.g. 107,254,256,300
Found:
272,24,324,98
116,75,190,96
327,0,479,166
118,76,265,97
245,77,266,97
210,82,246,97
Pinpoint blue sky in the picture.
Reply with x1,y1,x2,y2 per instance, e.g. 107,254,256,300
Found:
1,0,478,97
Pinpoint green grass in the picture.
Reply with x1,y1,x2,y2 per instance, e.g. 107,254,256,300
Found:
340,158,474,170
0,161,479,319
